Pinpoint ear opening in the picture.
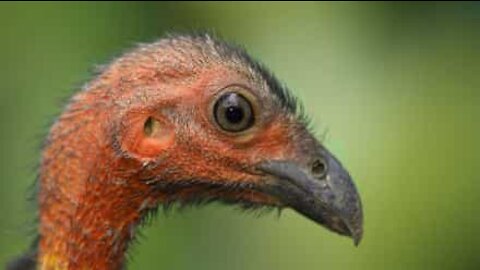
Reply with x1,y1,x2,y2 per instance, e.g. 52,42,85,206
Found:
144,117,155,137
119,112,175,159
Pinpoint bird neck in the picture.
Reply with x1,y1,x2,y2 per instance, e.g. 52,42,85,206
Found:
38,110,156,270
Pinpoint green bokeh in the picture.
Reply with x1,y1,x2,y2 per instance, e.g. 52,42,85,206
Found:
1,2,479,269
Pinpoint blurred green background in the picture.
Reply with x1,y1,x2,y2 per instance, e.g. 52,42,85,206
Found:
1,2,479,270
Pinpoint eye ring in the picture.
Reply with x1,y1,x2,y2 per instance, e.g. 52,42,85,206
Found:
212,89,256,133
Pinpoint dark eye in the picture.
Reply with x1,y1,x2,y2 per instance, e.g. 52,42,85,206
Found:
214,92,254,132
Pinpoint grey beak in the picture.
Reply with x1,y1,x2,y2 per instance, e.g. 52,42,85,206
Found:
258,151,363,245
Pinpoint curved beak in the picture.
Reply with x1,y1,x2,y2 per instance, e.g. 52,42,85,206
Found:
257,148,363,245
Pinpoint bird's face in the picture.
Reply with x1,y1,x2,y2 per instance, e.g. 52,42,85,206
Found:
115,40,362,244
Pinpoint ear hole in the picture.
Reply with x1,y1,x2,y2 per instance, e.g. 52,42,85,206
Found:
144,117,156,137
144,116,166,139
120,113,175,159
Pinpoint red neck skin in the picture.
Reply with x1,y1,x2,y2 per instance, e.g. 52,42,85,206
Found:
38,93,157,269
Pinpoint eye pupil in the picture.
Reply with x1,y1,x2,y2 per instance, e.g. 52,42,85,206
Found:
225,106,244,124
213,91,255,132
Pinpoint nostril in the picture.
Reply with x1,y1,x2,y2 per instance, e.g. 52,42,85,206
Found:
311,159,327,179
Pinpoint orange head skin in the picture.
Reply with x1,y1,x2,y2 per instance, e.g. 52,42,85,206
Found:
14,34,362,270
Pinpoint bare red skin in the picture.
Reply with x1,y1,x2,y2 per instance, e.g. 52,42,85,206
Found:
38,37,301,269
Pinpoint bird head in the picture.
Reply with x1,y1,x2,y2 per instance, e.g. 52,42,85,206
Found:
35,33,363,270
100,34,363,244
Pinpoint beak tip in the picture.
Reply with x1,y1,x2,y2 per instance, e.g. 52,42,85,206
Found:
343,211,363,247
353,234,362,246
350,222,363,246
